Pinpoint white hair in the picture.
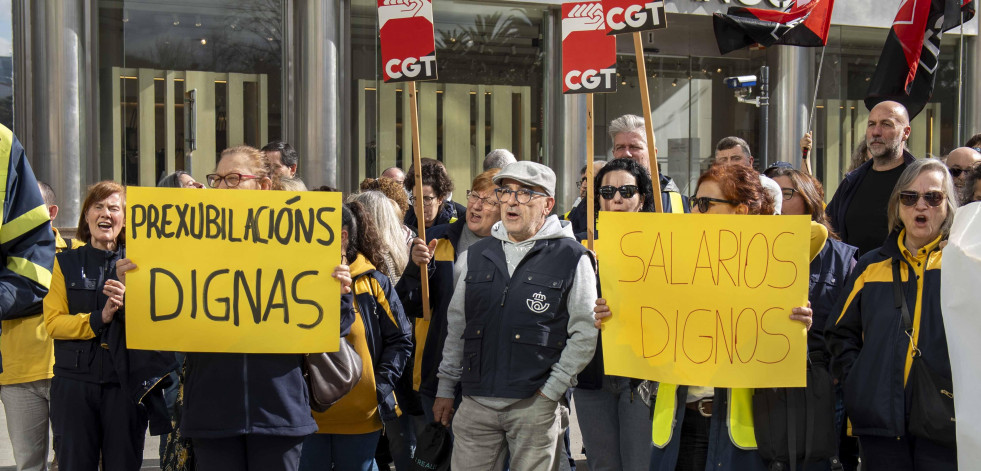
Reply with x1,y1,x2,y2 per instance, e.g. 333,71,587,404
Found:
347,191,409,279
608,114,646,142
483,149,517,171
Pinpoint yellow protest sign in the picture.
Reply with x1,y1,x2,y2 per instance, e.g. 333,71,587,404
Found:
125,187,343,354
596,212,810,388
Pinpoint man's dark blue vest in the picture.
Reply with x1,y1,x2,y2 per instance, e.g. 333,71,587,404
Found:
460,235,587,399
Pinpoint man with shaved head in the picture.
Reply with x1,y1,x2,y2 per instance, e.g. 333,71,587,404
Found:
944,146,981,191
827,100,916,255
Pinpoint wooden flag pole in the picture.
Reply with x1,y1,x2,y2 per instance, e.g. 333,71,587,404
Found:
586,93,596,251
632,32,664,214
408,80,432,321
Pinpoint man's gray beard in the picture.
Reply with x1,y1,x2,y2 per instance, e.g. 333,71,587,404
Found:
869,142,903,166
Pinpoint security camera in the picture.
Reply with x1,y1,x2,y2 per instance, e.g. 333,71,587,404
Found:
724,75,758,89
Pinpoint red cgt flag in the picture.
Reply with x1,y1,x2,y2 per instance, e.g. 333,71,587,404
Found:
378,0,438,83
562,1,618,94
713,0,835,55
865,0,975,118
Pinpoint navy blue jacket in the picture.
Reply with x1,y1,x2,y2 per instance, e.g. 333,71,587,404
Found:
0,126,55,325
460,235,587,398
826,230,949,437
809,238,857,367
826,150,915,246
404,201,465,230
51,245,177,435
182,292,355,438
350,256,414,422
395,219,466,398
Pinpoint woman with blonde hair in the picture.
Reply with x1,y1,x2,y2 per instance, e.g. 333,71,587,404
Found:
116,146,354,471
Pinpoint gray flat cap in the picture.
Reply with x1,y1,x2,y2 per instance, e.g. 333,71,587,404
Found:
493,161,556,197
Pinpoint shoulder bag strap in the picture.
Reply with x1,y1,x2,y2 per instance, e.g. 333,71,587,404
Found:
892,260,918,355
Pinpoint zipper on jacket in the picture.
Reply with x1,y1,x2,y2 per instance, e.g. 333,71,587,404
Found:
243,353,250,433
500,286,509,307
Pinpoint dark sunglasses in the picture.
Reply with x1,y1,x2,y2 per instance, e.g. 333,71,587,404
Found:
948,167,967,178
598,185,640,200
690,196,738,213
898,190,945,207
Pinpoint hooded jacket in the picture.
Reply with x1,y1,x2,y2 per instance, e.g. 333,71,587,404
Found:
313,254,413,432
395,218,467,399
0,125,56,373
404,201,466,229
436,215,598,402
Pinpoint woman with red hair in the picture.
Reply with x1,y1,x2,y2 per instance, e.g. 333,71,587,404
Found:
595,163,813,471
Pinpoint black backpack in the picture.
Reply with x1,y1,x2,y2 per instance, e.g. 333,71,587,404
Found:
752,360,842,471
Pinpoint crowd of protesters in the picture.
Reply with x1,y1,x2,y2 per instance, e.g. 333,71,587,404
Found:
0,98,977,471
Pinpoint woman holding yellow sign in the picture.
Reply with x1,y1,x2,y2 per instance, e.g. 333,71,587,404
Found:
575,158,658,471
594,164,814,471
118,146,355,471
45,181,176,469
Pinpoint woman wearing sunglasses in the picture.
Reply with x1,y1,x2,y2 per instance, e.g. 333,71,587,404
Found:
827,159,959,470
575,158,657,471
595,163,814,471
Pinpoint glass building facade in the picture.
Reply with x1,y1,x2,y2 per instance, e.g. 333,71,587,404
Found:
7,0,981,225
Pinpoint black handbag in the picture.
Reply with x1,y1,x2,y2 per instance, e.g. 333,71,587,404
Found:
303,337,363,413
412,422,452,471
892,260,956,447
753,358,841,471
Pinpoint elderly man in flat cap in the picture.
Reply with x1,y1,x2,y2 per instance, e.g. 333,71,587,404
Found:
431,161,598,471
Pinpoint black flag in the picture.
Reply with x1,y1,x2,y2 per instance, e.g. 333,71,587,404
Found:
713,0,835,55
865,0,975,118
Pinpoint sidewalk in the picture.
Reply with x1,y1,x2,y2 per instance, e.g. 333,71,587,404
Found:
0,397,160,470
0,396,588,470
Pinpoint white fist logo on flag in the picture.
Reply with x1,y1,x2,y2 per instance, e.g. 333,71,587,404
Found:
378,0,433,30
562,3,605,40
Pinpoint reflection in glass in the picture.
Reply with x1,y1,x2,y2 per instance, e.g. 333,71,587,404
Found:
99,0,283,185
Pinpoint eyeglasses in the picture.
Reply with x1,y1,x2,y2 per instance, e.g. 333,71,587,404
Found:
690,196,738,213
466,190,499,207
898,190,945,207
598,185,640,200
576,177,587,189
948,167,968,178
206,173,259,188
780,187,798,200
409,195,438,206
494,187,548,204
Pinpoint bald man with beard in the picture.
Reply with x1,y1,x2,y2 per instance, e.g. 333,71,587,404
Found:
827,100,916,255
945,147,981,191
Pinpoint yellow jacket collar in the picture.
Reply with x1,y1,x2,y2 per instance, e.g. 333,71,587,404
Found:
809,221,829,262
53,227,68,251
897,228,943,262
349,254,377,277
